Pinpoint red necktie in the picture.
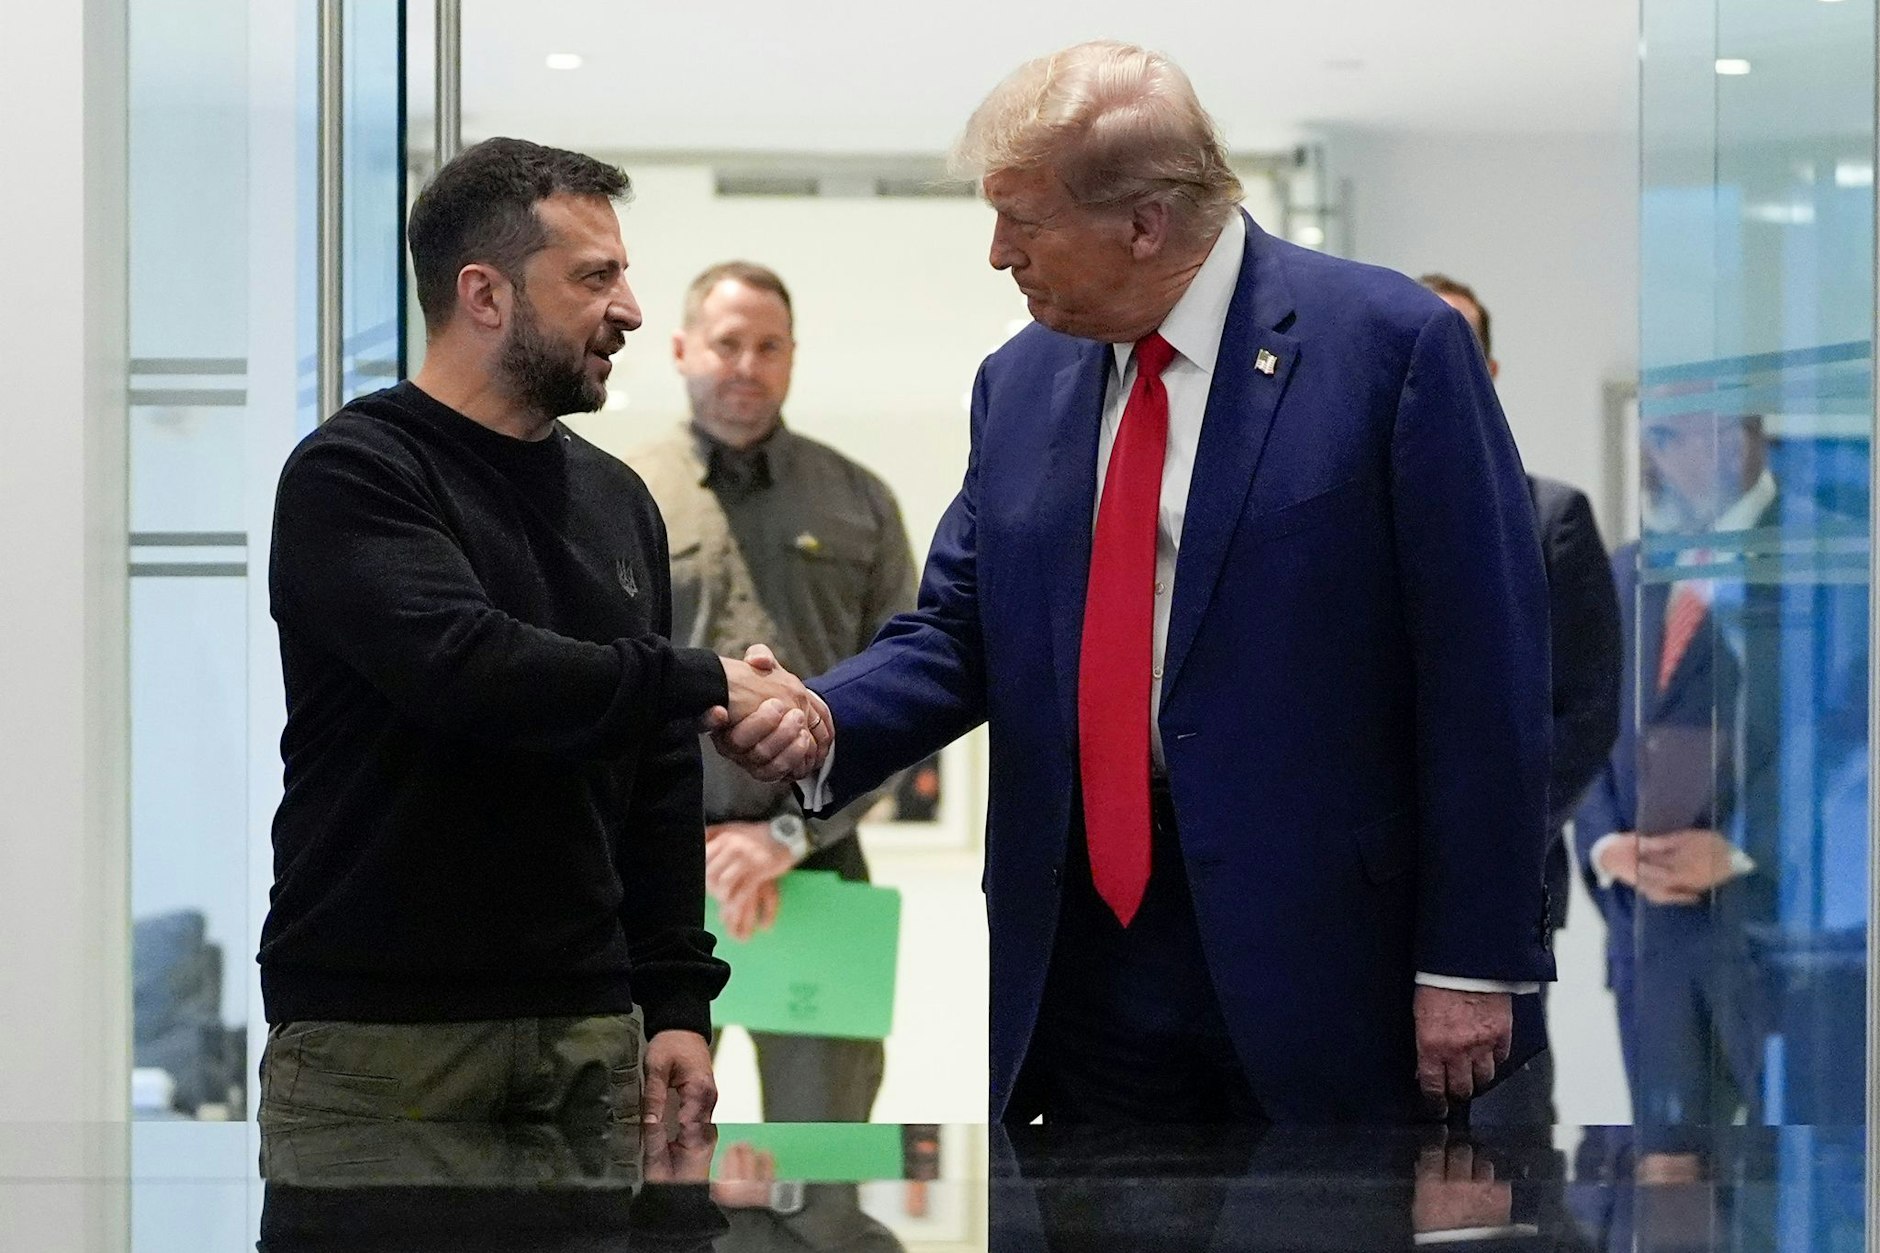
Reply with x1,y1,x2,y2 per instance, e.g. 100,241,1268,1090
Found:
1078,332,1176,926
1658,580,1707,692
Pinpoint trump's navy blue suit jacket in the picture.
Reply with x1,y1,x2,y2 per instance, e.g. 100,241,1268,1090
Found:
810,213,1556,1122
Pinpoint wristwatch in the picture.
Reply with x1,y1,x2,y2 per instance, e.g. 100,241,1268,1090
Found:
769,813,810,862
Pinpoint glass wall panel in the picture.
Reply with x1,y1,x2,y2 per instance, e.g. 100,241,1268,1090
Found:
127,0,405,1120
127,0,259,1123
1626,0,1873,1242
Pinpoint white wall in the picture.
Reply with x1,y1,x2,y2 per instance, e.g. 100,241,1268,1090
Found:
1325,128,1639,539
567,160,1286,548
1325,127,1640,1126
0,0,132,1147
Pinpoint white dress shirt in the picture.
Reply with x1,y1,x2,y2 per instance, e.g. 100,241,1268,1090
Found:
806,214,1533,995
1098,212,1244,771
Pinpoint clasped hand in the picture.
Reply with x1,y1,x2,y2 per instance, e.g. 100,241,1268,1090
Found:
703,644,833,782
1597,829,1738,905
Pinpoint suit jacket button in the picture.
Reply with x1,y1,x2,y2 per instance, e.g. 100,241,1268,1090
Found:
1050,866,1062,887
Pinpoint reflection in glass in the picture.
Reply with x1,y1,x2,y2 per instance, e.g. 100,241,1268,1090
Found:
259,1119,719,1252
996,1124,1568,1248
6,1120,1855,1250
253,1119,950,1252
1584,0,1876,1243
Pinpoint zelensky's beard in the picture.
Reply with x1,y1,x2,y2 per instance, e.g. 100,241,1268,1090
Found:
501,295,607,418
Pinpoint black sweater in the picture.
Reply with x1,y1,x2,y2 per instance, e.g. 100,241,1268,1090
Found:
260,382,732,1038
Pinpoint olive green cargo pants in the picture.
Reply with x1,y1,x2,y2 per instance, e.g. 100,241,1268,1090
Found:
258,1011,644,1127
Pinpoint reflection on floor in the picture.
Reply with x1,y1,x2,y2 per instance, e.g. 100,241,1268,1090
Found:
0,1119,1863,1251
997,1123,1863,1251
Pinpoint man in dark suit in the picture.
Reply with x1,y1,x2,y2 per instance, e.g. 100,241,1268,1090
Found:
1575,412,1867,1170
1421,275,1624,1126
721,41,1555,1123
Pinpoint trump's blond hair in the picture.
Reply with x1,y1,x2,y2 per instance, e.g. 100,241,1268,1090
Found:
952,41,1243,244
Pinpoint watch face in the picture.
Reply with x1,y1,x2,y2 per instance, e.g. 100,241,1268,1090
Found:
771,815,808,855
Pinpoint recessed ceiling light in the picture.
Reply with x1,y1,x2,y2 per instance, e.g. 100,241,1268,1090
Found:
1324,58,1365,72
546,53,583,71
1715,58,1752,75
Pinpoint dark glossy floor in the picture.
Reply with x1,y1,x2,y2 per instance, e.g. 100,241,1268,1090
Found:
0,1120,1864,1250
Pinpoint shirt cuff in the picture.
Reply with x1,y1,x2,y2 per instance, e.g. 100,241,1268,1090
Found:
1588,834,1755,888
1588,833,1627,889
1415,973,1541,995
794,742,837,814
1415,1226,1538,1245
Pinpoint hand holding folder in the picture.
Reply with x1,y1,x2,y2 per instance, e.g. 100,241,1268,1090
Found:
706,871,901,1040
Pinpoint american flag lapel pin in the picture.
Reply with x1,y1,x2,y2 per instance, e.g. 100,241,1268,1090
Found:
1254,349,1279,376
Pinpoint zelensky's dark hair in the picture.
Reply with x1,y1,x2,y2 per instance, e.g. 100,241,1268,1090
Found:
407,137,630,331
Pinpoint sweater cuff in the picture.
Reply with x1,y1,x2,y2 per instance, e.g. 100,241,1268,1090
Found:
666,646,730,720
642,989,715,1043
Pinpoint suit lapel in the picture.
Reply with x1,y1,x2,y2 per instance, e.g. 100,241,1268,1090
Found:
1044,341,1111,749
1162,215,1301,695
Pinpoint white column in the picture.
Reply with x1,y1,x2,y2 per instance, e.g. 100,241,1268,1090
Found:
0,0,132,1126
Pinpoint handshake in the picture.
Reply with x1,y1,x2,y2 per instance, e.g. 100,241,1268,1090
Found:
702,645,832,783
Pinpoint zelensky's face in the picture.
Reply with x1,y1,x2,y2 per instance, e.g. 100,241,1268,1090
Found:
501,289,607,418
504,194,641,416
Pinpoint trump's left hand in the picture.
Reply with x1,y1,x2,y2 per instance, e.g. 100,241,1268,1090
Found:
1414,986,1512,1117
1413,1137,1514,1236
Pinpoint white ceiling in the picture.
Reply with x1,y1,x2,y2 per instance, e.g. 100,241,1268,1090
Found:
435,0,1643,155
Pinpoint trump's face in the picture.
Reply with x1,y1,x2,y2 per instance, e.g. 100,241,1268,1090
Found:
983,166,1142,342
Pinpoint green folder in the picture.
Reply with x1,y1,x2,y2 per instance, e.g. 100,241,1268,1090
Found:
706,871,901,1039
709,1122,906,1181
